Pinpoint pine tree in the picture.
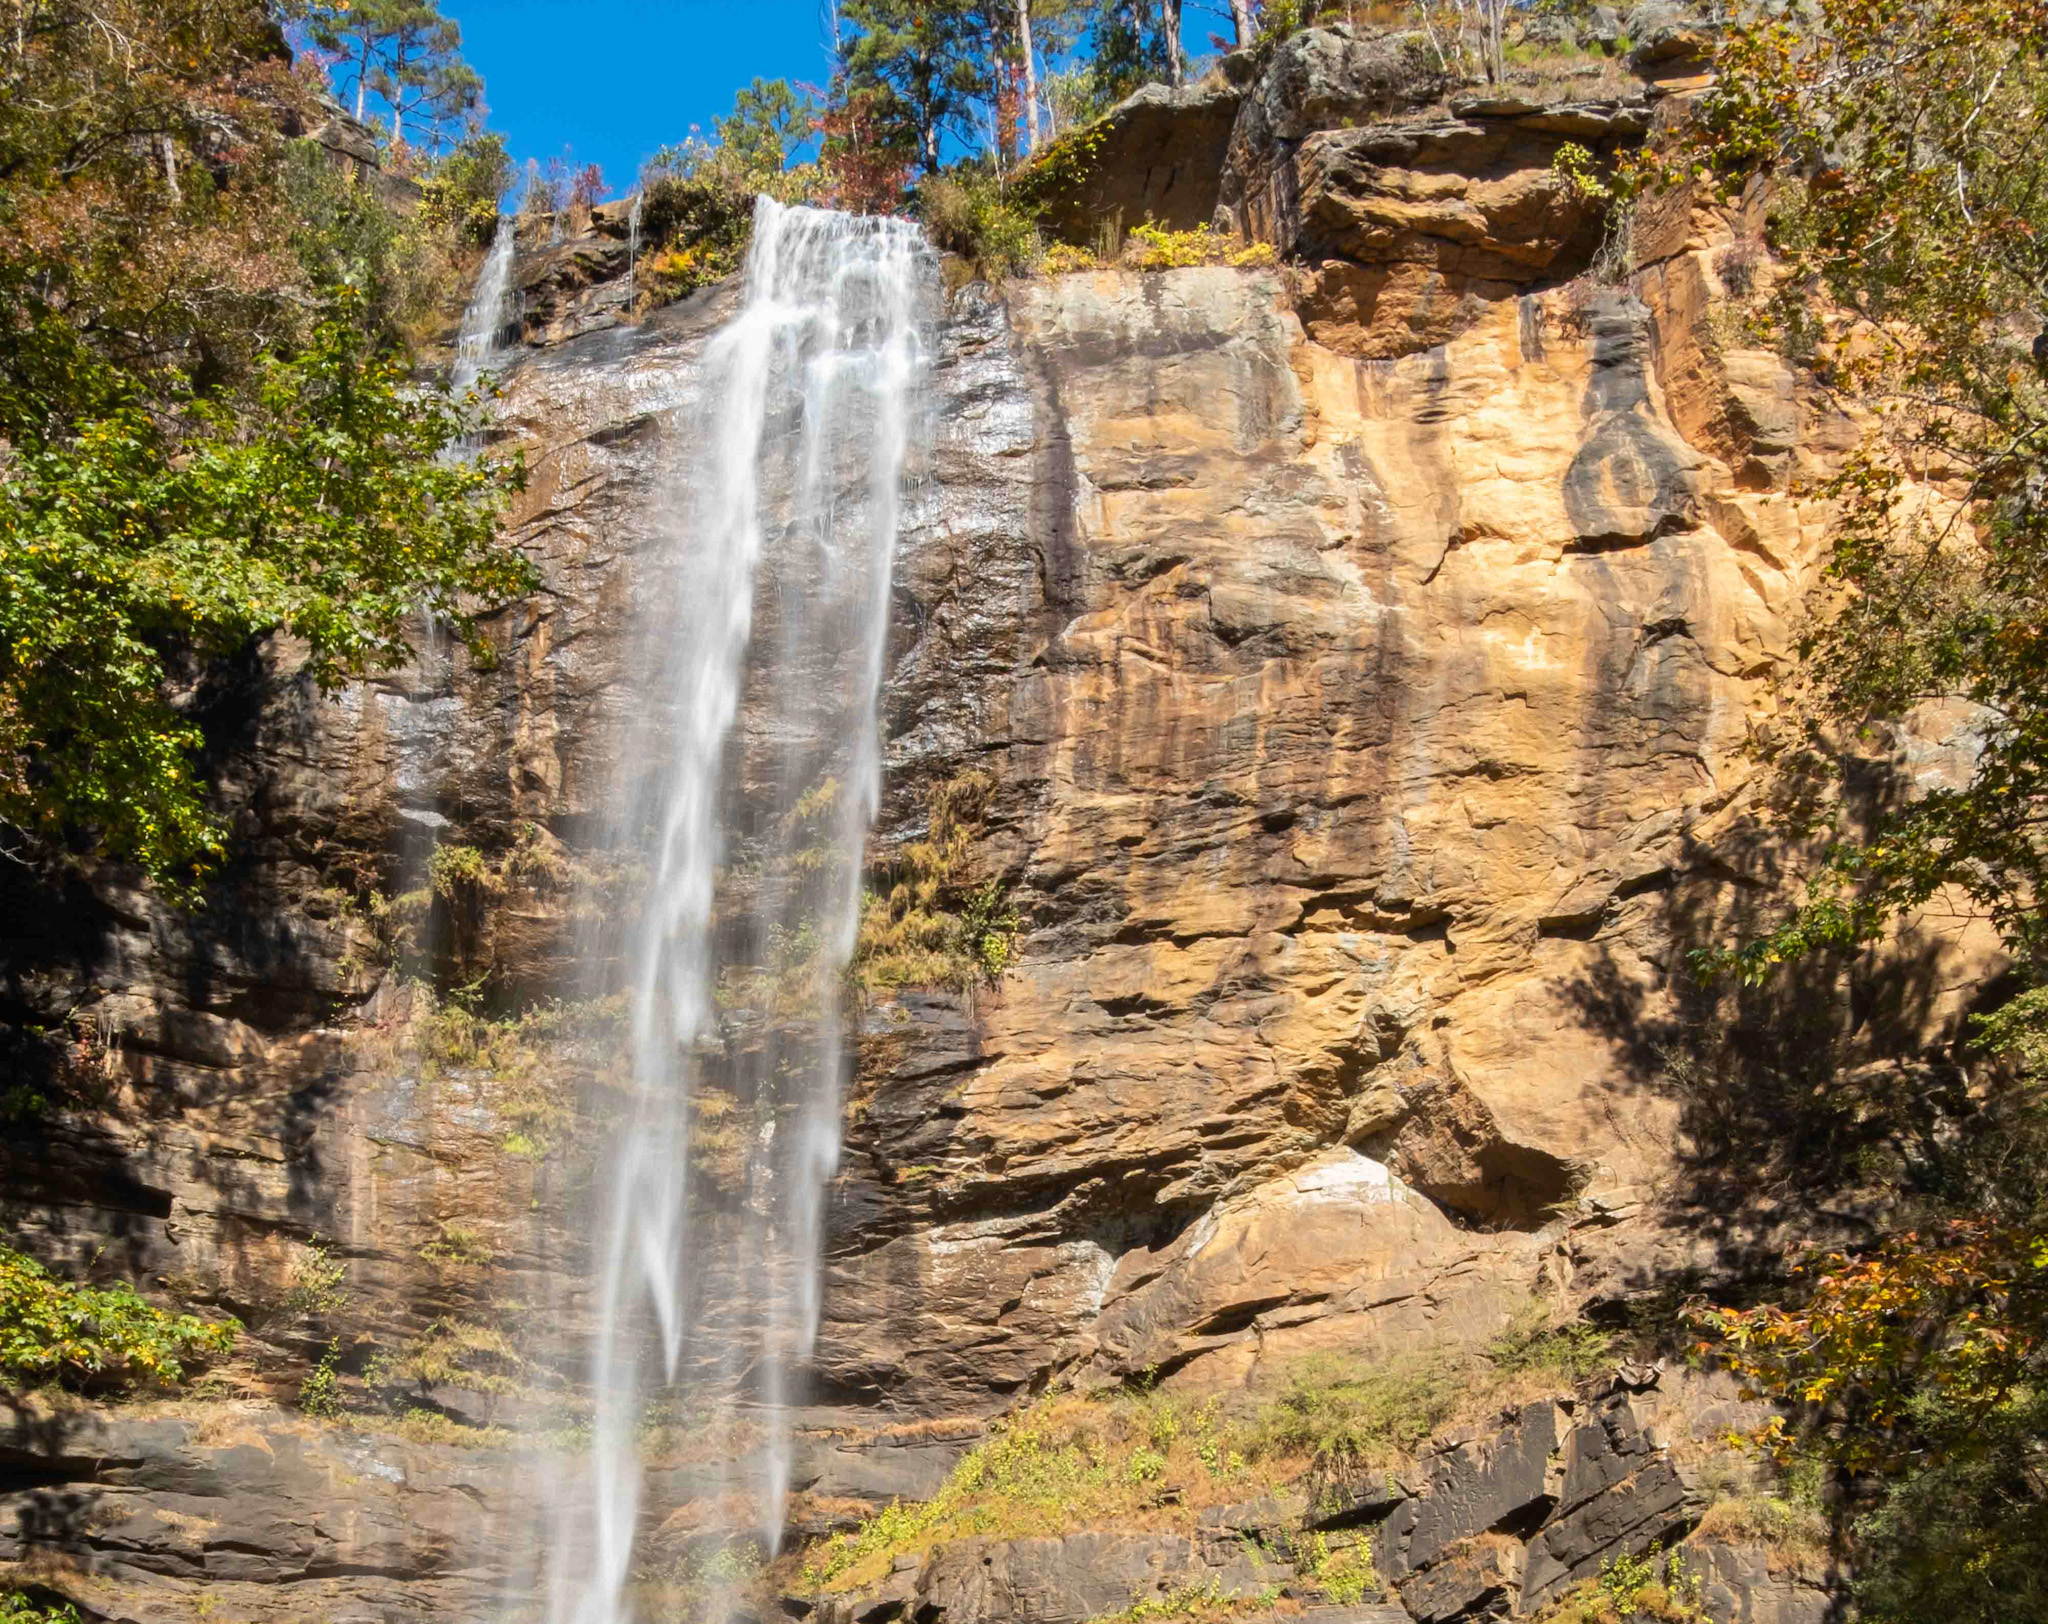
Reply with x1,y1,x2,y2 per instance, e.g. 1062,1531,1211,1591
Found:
306,0,481,152
839,0,984,174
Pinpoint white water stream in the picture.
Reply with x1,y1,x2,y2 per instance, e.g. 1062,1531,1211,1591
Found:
453,217,520,398
533,198,933,1624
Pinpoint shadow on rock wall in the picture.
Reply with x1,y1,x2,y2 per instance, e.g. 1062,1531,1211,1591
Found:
1557,765,1980,1312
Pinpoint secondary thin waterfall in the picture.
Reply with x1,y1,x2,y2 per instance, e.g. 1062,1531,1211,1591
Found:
541,198,934,1624
453,217,519,397
626,191,643,320
408,220,517,921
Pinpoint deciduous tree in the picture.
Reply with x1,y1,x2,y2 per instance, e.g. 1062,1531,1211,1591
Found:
1643,1,2048,1613
0,0,531,888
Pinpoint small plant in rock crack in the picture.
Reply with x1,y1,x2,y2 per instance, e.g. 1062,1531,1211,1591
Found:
299,1338,346,1419
280,1240,348,1322
1291,1529,1380,1607
1543,1547,1707,1623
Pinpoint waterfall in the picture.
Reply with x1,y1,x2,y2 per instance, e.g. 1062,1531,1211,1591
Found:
626,191,643,321
453,217,519,397
406,219,518,924
535,197,935,1624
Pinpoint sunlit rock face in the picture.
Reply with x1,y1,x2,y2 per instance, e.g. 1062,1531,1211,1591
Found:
815,246,1851,1414
0,37,1998,1621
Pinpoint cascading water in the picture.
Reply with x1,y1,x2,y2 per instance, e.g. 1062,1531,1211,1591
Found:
526,197,934,1624
453,217,520,398
400,218,518,930
626,192,643,321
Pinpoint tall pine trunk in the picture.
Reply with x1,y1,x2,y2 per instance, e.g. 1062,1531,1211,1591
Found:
1231,0,1255,45
1019,0,1040,152
1163,0,1183,85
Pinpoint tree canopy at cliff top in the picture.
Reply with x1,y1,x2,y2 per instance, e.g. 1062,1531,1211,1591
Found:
0,0,530,890
0,0,1275,890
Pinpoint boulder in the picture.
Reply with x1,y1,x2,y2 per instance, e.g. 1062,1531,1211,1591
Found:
1395,1534,1524,1622
1025,76,1245,245
1090,1151,1536,1384
1624,1,1717,73
1582,6,1625,50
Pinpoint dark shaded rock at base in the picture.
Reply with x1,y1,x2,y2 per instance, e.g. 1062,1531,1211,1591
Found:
1377,1402,1561,1582
1519,1394,1688,1608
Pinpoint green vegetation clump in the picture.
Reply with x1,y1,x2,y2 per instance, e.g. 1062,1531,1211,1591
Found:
631,1545,767,1622
1257,1313,1611,1473
370,821,603,992
0,300,531,891
1845,1385,2048,1622
0,0,533,893
1687,1451,1827,1562
1123,223,1278,272
391,984,627,1158
1,1596,83,1624
853,771,1020,996
0,1245,237,1387
1483,1305,1618,1382
1251,1354,1468,1468
1288,1530,1379,1606
420,1222,494,1273
920,170,1044,282
298,1339,346,1419
802,1319,1612,1596
417,131,516,249
1090,1579,1247,1624
632,80,829,308
279,1241,349,1322
1535,1549,1705,1624
363,1315,533,1420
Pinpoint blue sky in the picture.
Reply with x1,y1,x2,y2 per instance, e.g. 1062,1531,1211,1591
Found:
450,1,839,197
442,0,1247,202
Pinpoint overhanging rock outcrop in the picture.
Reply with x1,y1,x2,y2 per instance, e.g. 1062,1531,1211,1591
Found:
1034,21,1666,360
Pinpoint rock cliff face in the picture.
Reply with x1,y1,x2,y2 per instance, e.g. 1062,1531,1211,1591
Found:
0,23,1977,1624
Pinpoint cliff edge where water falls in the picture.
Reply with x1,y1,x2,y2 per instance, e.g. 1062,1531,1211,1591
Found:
0,19,1985,1624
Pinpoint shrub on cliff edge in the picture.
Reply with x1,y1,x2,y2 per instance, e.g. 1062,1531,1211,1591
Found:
0,1596,82,1624
919,170,1044,282
0,1245,237,1388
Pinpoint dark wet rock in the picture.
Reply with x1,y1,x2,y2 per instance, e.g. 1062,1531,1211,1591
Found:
1376,1402,1563,1584
1519,1395,1690,1608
